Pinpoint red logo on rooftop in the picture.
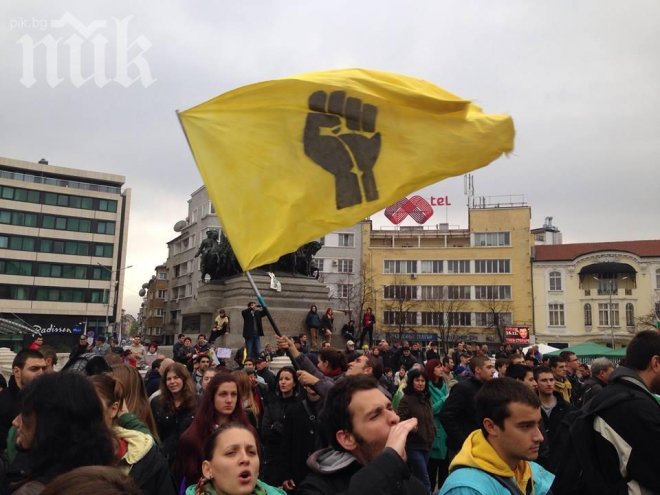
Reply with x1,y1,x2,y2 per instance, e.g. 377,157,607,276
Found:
384,195,434,224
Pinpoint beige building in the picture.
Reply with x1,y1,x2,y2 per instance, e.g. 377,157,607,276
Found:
364,204,534,347
0,156,130,340
533,240,660,347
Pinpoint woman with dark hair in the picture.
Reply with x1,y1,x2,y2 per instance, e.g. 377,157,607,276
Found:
320,308,334,345
9,372,116,494
260,366,301,487
360,307,376,348
41,466,142,495
90,374,176,495
175,373,254,490
305,304,321,350
397,367,436,493
424,359,450,491
111,364,160,442
186,423,284,495
150,363,197,467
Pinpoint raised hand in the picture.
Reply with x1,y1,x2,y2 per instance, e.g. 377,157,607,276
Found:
304,90,381,209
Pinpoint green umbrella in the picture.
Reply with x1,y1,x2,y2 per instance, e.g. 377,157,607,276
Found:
546,342,619,358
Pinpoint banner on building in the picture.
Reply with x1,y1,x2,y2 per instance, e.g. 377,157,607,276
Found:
505,325,530,344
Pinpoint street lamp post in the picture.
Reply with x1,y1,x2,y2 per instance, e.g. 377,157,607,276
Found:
98,263,132,338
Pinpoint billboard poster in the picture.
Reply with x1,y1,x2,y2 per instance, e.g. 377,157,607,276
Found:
505,326,530,344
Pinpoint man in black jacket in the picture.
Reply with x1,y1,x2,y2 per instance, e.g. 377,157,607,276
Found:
439,356,495,454
535,365,576,472
241,301,266,358
297,375,426,495
577,331,660,493
580,357,614,405
0,349,46,451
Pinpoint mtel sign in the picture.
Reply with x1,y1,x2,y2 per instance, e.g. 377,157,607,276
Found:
384,195,451,225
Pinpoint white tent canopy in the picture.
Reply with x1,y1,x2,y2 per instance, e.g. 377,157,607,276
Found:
522,343,559,355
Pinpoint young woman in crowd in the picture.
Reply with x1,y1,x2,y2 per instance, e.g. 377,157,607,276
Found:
91,374,176,495
233,370,262,429
260,366,301,487
305,304,321,350
150,363,197,467
175,373,254,490
397,367,436,494
9,372,116,494
320,308,334,345
186,423,284,495
424,359,451,491
111,363,160,442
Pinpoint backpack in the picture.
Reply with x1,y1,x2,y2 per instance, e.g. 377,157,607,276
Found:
551,389,633,495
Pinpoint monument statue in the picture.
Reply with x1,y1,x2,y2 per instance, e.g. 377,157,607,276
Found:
196,230,322,280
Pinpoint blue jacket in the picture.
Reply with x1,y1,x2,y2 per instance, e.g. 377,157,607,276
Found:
439,462,554,495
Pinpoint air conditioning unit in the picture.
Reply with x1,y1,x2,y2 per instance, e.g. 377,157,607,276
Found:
410,273,417,279
332,260,338,266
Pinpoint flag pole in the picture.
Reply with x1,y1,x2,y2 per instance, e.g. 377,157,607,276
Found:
245,271,299,369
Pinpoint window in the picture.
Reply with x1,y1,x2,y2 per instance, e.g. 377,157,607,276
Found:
597,273,617,295
447,285,471,299
447,260,470,274
155,308,164,317
157,289,167,298
1,187,14,199
473,232,511,247
448,312,472,326
0,210,37,227
474,285,512,300
337,259,353,273
656,268,660,289
626,303,634,327
98,199,117,212
474,259,511,273
475,312,512,327
549,271,562,291
338,233,354,247
0,236,7,249
420,260,443,274
383,311,417,325
383,260,417,274
383,285,417,300
94,244,113,257
337,284,352,298
549,304,565,326
157,272,167,280
97,221,115,235
584,304,592,326
421,312,444,326
598,303,619,326
420,285,444,300
0,260,32,276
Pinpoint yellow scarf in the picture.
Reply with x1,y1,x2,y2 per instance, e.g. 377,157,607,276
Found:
553,378,571,403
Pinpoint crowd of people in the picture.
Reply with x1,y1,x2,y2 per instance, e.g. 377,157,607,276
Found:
0,315,657,495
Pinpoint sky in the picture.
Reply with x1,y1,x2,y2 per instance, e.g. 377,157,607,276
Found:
1,1,659,316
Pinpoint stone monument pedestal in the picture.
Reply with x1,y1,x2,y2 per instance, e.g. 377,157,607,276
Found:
189,272,331,349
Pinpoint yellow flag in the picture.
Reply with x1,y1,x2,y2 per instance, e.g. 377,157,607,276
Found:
178,68,514,271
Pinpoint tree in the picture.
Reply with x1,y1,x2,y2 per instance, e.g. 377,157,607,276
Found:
328,261,379,336
382,275,417,343
476,283,513,344
425,293,469,354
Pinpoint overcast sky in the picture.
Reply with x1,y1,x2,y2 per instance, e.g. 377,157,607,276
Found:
2,1,659,316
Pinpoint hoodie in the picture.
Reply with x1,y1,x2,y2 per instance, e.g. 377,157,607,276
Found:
439,430,554,495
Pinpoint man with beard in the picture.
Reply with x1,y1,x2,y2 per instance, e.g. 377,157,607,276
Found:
298,375,426,495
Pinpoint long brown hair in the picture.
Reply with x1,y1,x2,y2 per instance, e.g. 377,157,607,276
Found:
111,364,160,442
159,363,196,411
232,370,261,422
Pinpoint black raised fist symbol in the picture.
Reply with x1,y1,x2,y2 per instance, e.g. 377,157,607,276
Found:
303,90,381,209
